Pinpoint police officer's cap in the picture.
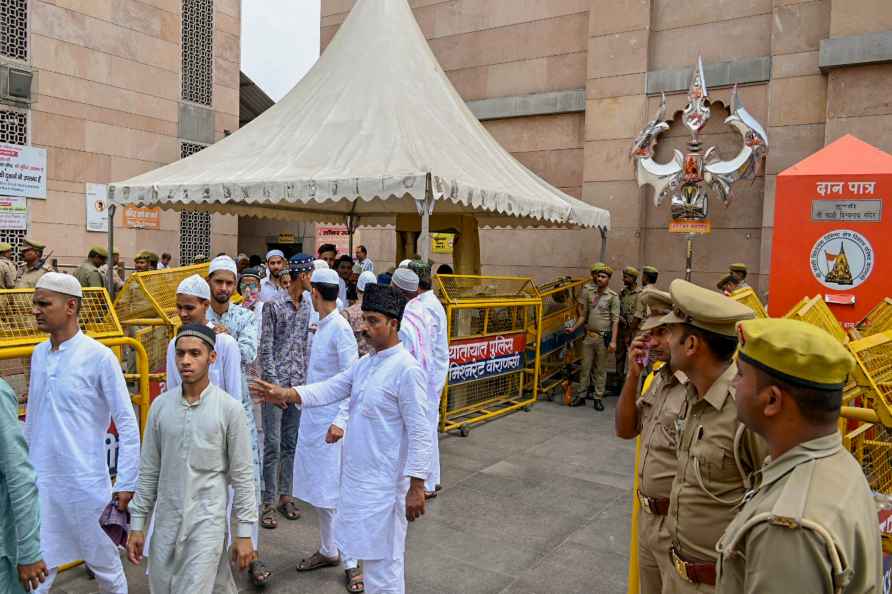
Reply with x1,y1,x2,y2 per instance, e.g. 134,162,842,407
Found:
623,266,640,278
591,262,614,276
639,288,672,332
737,318,854,391
729,263,748,273
658,279,754,337
22,238,45,252
0,242,12,252
89,245,109,258
642,266,658,275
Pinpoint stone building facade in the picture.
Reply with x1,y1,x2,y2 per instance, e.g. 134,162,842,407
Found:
0,0,240,272
320,0,892,291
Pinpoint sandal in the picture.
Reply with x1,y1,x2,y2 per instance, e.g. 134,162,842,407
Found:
261,503,277,530
297,550,340,572
249,560,272,588
345,567,364,593
277,498,301,521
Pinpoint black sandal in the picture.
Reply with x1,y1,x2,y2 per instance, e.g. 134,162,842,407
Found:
261,503,277,529
249,560,272,588
345,567,364,593
277,498,301,520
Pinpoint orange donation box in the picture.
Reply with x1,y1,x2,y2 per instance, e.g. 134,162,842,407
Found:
770,135,890,325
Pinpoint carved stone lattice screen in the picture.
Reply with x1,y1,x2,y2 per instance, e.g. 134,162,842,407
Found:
0,0,28,61
0,108,27,145
181,0,214,106
178,142,211,265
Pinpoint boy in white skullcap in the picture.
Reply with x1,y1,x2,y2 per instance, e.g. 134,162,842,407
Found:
260,250,288,305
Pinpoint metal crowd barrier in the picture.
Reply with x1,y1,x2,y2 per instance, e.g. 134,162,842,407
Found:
535,277,586,404
435,274,543,436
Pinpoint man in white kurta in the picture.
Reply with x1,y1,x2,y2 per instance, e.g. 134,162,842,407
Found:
408,260,449,492
26,273,140,594
251,283,432,594
292,268,360,584
128,325,257,594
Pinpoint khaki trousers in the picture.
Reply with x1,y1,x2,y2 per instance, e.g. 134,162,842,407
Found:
578,334,608,398
638,511,675,594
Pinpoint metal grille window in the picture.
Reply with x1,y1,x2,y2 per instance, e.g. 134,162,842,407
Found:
0,0,28,61
0,229,25,259
179,142,211,264
181,0,214,106
0,109,27,145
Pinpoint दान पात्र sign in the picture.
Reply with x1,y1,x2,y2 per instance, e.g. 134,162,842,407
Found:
447,333,526,385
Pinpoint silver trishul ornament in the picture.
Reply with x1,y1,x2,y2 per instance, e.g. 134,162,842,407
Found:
631,57,768,220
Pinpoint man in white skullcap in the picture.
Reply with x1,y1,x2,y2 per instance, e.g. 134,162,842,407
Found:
263,267,362,591
27,273,140,594
157,275,262,578
398,259,412,269
205,257,270,586
260,250,288,304
392,267,440,498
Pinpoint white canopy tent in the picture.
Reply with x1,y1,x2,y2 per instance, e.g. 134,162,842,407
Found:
108,0,610,265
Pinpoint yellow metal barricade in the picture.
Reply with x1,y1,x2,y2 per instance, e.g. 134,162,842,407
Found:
435,275,543,435
858,298,892,338
535,277,585,402
729,287,768,319
783,294,848,344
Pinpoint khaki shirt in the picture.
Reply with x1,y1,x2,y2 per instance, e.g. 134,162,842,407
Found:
620,285,642,325
716,433,882,593
74,261,104,288
0,257,16,289
637,365,687,499
667,363,769,562
582,283,619,332
15,263,50,288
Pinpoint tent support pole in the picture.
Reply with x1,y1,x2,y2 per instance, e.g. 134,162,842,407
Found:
599,226,608,261
418,173,434,262
346,203,359,256
106,204,116,299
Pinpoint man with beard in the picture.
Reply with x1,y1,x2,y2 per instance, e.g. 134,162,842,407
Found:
260,250,288,304
614,288,687,594
27,273,140,593
251,284,431,594
128,324,256,594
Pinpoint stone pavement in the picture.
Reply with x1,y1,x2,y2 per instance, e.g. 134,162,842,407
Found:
50,399,635,594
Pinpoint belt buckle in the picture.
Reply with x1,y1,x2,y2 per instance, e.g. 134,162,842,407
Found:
671,548,694,583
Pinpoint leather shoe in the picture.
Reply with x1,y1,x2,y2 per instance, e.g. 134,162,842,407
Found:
593,399,604,411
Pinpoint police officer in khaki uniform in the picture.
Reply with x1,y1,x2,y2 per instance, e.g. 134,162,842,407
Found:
616,266,643,385
567,263,619,411
642,265,659,289
74,246,108,288
14,238,51,289
659,279,767,592
716,319,881,593
728,264,749,290
615,288,688,593
133,250,159,272
0,242,16,289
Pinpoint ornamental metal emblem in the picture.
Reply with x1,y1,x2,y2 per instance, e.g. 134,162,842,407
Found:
631,57,768,220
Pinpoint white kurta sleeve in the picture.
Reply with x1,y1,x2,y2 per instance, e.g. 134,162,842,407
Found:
399,365,432,479
219,337,243,402
165,340,180,389
298,364,356,409
100,349,141,492
23,347,43,446
330,326,358,429
129,400,163,532
225,399,258,537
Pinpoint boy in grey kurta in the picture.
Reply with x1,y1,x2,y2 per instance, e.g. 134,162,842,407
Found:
128,324,257,594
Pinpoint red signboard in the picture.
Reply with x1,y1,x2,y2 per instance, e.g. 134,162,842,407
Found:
448,333,526,385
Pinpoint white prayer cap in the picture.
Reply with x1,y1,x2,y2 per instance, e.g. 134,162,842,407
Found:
237,253,249,261
177,274,211,300
36,272,83,298
313,259,329,270
311,268,339,285
357,271,377,292
398,259,412,268
266,249,285,261
208,255,238,277
392,267,419,292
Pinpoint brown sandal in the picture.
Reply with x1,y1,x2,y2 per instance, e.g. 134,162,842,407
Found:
297,550,340,572
345,567,364,593
277,498,301,520
249,559,272,588
261,503,277,529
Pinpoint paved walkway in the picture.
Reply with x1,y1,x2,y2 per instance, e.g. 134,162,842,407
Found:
51,399,634,594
